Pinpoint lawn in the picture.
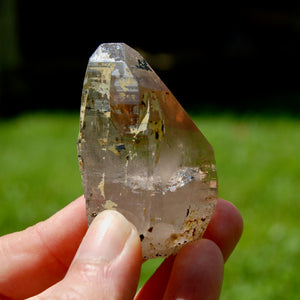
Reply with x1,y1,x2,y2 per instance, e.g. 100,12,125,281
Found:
0,112,299,299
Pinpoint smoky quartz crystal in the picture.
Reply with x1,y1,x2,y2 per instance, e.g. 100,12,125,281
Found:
78,43,218,259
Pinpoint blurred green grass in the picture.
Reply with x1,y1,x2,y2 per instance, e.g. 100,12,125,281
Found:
0,112,299,299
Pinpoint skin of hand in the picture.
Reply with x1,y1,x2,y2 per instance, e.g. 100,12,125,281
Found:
0,196,243,300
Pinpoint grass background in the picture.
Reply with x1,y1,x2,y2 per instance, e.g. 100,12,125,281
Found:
0,112,299,299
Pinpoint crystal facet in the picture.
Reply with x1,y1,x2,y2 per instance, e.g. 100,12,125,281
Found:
78,43,218,259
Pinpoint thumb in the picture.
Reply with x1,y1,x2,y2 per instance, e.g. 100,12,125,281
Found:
29,210,142,300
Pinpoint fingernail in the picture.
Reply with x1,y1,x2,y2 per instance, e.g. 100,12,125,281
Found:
75,210,133,262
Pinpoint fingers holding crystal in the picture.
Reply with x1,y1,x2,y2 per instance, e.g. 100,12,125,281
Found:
28,210,142,300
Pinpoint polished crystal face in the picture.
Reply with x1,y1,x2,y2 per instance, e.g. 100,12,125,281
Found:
78,43,218,259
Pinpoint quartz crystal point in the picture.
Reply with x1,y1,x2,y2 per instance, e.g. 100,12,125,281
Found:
78,43,218,259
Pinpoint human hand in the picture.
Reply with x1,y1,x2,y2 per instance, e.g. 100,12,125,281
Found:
0,196,243,299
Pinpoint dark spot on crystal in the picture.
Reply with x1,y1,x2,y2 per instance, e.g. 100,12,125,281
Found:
148,226,153,232
140,234,144,241
136,59,151,71
156,253,161,257
155,131,159,140
115,144,126,153
126,155,130,160
91,212,98,217
161,123,164,132
170,233,178,240
141,100,146,106
201,217,206,221
186,206,190,217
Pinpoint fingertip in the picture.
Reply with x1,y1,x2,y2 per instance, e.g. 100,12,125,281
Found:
176,239,224,280
68,210,142,299
204,198,243,261
217,198,244,238
163,239,224,300
179,238,224,263
33,210,142,300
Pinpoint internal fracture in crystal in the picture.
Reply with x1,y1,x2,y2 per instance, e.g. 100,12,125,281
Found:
78,43,218,259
